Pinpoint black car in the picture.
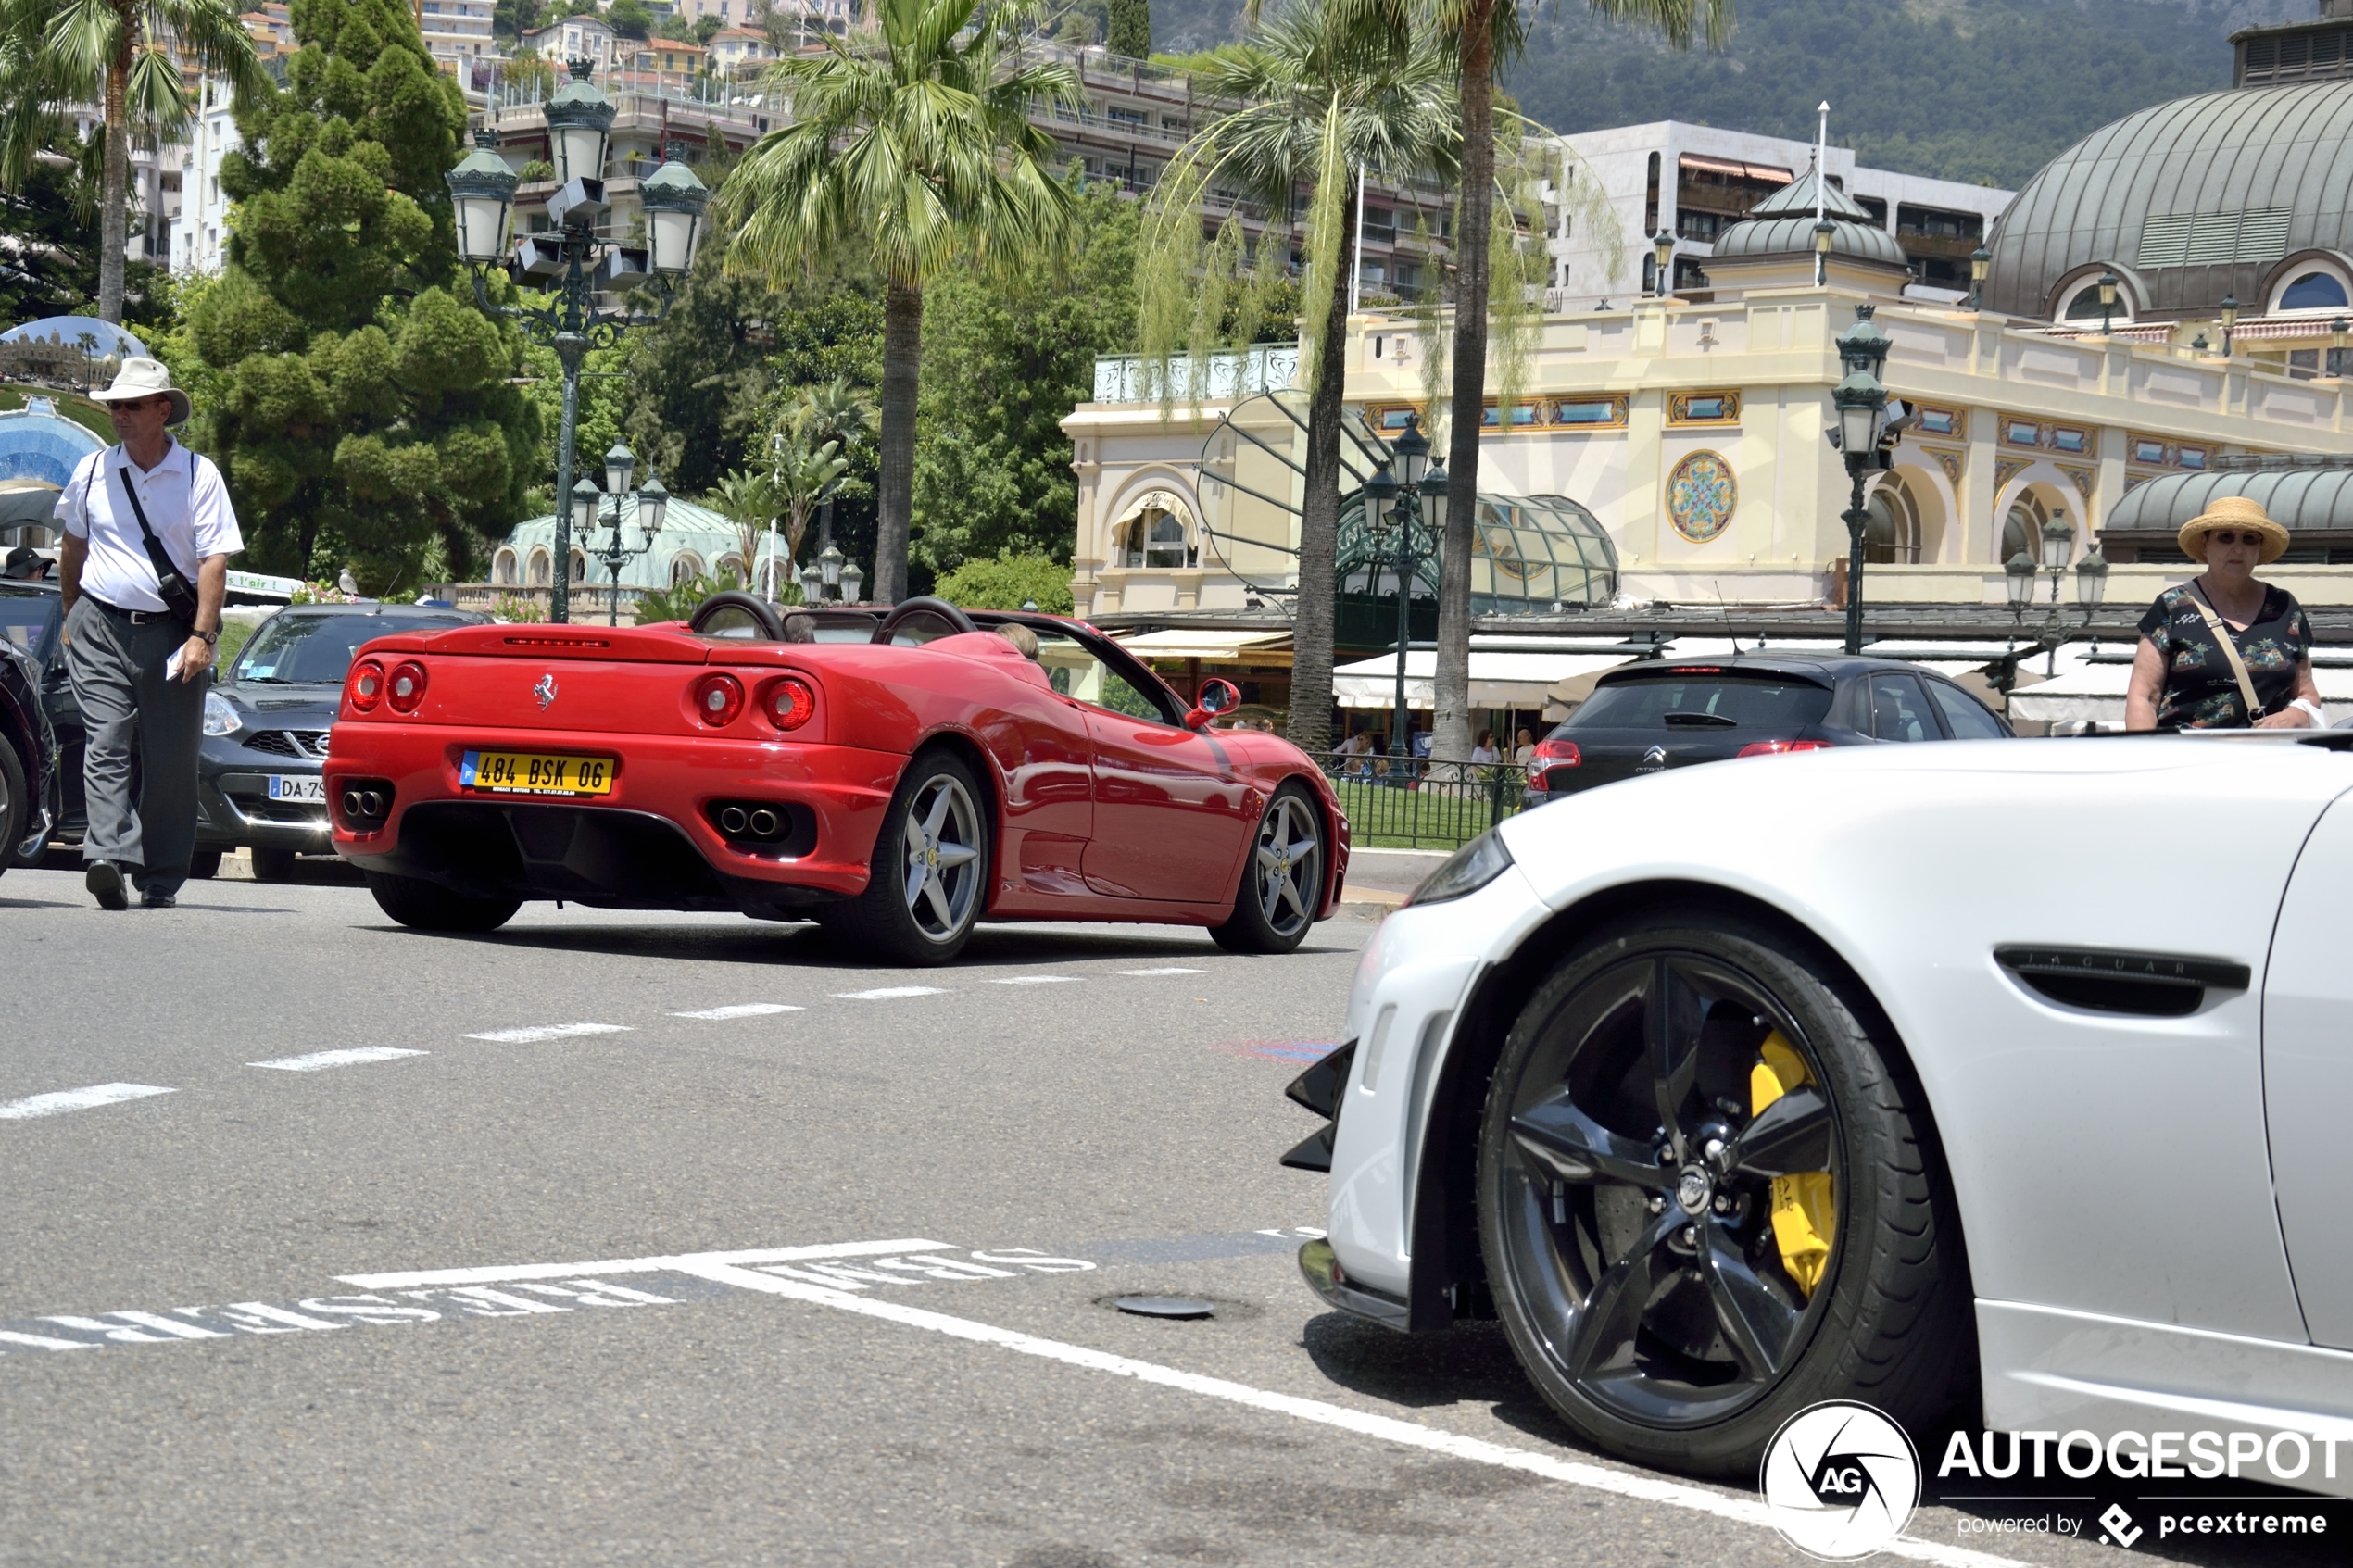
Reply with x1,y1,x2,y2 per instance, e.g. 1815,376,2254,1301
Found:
198,604,488,879
1,580,76,860
1525,652,2012,804
0,625,61,875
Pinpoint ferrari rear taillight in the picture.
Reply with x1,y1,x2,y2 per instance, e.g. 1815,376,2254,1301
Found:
763,676,815,733
693,672,746,727
1737,739,1832,758
386,660,427,714
348,659,384,712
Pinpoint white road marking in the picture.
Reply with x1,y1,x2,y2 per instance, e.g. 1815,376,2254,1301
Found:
1118,967,1203,976
987,976,1076,985
672,1004,805,1020
831,986,946,1001
248,1047,427,1073
670,1261,2032,1568
337,1238,954,1290
0,1083,175,1121
462,1022,633,1043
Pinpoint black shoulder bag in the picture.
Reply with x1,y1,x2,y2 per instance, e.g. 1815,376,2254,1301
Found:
111,451,202,625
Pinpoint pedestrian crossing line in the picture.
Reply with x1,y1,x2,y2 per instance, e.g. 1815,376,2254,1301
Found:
831,986,946,1001
671,1004,806,1020
0,1083,176,1122
987,976,1078,985
462,1022,633,1043
248,1047,428,1073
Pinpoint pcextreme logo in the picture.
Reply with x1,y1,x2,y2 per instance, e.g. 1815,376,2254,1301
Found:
1758,1400,1923,1560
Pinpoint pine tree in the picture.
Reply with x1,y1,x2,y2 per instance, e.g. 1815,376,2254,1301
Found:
1106,0,1151,57
189,0,539,590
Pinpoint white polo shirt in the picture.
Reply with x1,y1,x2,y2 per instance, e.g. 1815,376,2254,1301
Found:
54,439,244,614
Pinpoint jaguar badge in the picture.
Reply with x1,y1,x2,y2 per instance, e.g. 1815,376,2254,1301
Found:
534,673,558,710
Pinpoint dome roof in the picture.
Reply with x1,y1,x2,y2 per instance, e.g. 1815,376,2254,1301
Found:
1984,81,2353,320
2103,456,2353,547
1707,167,1909,270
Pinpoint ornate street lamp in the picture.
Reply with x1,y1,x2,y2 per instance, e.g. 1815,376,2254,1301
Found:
1828,306,1894,654
1653,229,1675,299
573,442,668,625
2005,550,2037,626
2074,540,2108,622
2329,317,2349,383
2037,509,2077,673
1968,246,1990,311
2220,294,2240,357
1813,219,1835,287
446,61,707,622
2097,272,2120,335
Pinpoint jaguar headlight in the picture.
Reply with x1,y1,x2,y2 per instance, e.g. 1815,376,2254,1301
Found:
1405,829,1514,908
202,690,241,736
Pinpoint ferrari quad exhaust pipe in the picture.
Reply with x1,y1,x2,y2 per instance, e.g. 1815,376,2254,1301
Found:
749,809,779,839
719,806,749,835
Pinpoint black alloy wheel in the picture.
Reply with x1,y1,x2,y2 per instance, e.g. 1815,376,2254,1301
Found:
1476,912,1964,1477
1210,783,1323,955
363,871,522,934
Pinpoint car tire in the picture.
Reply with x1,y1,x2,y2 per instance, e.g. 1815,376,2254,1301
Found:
0,734,24,882
1474,909,1966,1480
363,871,522,934
824,749,989,966
249,845,298,883
1208,783,1324,955
187,847,222,880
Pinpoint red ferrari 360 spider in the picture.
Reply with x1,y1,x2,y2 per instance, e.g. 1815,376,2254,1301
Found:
324,595,1350,963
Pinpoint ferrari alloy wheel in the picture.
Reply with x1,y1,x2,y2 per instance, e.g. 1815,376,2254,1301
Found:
1210,784,1323,955
363,871,522,934
1476,913,1964,1478
827,751,991,965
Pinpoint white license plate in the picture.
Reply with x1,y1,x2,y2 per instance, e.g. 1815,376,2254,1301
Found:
267,775,326,802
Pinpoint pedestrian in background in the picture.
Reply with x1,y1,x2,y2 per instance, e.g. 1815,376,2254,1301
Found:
2125,495,2322,731
55,358,243,909
1512,726,1535,766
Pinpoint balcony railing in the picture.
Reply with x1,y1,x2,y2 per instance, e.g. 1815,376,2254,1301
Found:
1094,342,1300,403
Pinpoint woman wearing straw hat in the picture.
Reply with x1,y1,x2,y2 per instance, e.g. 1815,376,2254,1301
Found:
2125,495,2323,731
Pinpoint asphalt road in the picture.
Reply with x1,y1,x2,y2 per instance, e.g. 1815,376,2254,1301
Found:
0,863,2332,1567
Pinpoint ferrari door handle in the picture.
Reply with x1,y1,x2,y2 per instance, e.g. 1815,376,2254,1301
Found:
1994,946,2251,1018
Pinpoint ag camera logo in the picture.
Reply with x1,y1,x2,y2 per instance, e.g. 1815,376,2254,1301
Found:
1759,1400,1922,1560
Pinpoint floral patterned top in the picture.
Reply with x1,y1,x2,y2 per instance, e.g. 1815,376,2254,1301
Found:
2135,583,2312,729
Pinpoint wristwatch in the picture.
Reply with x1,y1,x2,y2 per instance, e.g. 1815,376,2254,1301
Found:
195,627,220,646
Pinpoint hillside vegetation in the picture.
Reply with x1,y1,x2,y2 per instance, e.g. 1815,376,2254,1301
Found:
1148,0,2306,190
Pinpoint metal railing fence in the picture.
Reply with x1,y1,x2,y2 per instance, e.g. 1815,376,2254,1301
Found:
1317,753,1529,849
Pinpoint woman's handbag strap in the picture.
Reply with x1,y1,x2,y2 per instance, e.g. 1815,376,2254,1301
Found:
2185,583,2265,722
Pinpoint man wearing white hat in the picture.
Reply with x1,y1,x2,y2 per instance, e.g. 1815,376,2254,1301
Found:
55,357,244,909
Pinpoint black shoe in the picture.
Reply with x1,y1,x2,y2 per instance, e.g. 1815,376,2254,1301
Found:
141,891,177,909
85,860,128,911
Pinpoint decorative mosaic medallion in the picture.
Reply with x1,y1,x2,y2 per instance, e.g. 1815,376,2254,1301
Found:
1667,450,1738,543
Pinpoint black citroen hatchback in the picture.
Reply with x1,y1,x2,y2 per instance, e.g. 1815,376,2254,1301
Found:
1524,652,2012,805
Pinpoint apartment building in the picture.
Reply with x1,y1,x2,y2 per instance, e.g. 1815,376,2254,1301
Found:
418,0,497,72
1548,121,2012,307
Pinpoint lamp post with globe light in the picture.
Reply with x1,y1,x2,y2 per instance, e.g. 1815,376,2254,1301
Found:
574,442,670,626
443,65,709,623
1361,412,1449,766
1826,307,1912,655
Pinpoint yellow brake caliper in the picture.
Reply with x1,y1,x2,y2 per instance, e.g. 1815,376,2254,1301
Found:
1749,1033,1835,1298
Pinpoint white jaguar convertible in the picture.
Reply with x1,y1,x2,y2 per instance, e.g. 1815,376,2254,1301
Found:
1288,732,2353,1492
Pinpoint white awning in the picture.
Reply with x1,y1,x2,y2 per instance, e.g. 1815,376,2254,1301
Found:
2008,663,2353,725
1333,650,1634,710
1115,628,1291,662
1109,488,1194,527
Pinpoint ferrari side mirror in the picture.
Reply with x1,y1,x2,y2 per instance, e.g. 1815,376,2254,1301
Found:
1187,677,1242,730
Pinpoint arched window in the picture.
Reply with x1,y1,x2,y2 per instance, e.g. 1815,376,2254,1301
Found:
527,547,552,586
2000,491,2049,566
569,549,586,583
1141,509,1188,568
714,553,745,584
668,551,704,586
2060,277,2131,324
492,547,519,586
2279,270,2351,311
1864,476,1920,565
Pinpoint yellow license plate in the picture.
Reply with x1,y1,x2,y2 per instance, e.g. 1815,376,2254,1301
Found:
459,749,615,796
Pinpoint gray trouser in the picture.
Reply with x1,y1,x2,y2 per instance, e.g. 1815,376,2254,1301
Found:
67,596,204,897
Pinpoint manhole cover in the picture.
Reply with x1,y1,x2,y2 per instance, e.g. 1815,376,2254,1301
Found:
1113,1295,1216,1320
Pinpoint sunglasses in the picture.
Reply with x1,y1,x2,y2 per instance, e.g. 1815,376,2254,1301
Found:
2205,529,2267,546
110,396,171,413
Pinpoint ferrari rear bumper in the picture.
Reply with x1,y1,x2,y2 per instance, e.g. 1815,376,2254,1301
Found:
327,722,900,910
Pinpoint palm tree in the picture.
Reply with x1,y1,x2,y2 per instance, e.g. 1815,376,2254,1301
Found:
708,467,779,587
1423,0,1729,762
784,375,880,456
1142,0,1456,755
0,0,269,324
718,0,1077,605
770,433,849,583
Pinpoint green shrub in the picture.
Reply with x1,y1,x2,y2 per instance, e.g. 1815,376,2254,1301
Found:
934,550,1075,615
